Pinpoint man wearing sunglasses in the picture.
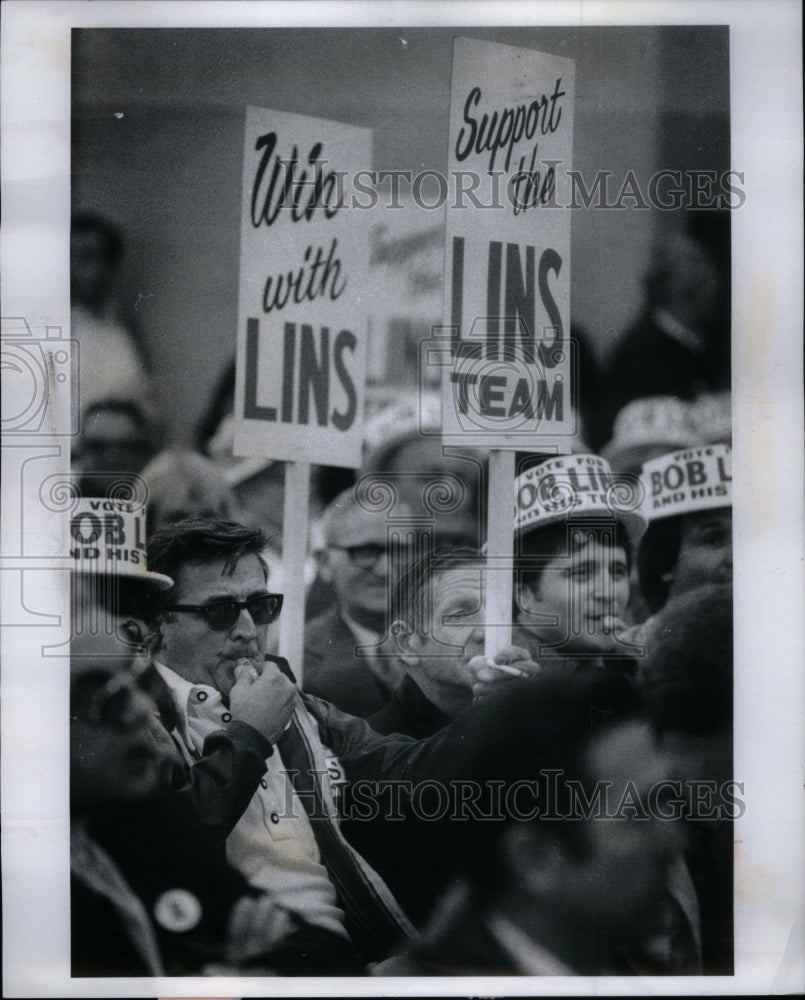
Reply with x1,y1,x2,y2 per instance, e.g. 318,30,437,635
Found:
147,518,415,963
304,489,415,716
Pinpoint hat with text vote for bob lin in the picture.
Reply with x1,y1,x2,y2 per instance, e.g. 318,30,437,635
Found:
69,496,173,591
639,442,732,523
513,453,647,550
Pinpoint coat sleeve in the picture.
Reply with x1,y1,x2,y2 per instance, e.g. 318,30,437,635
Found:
301,691,478,787
172,721,272,844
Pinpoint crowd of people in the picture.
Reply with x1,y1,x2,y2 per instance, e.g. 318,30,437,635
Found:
69,212,734,978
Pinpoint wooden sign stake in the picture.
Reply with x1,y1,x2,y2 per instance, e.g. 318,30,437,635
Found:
484,448,515,659
278,459,311,679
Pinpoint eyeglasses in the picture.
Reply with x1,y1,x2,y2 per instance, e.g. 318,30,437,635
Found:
162,593,284,631
332,544,393,571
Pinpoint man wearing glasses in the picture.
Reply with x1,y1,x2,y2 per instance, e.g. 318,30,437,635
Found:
303,489,415,716
147,518,415,963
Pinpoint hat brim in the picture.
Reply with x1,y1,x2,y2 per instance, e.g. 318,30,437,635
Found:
138,570,175,591
73,568,174,592
516,507,647,551
601,440,691,475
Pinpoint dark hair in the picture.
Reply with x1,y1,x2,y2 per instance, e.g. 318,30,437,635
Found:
71,212,124,267
147,518,270,610
391,544,484,636
636,517,682,614
439,669,641,896
641,583,733,736
516,518,633,596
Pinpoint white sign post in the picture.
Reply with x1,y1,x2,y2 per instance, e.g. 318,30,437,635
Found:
442,38,576,656
233,107,371,675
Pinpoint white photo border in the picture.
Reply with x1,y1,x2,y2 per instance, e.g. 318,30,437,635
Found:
2,1,803,996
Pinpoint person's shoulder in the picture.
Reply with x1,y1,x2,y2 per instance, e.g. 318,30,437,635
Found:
303,608,355,667
304,605,345,644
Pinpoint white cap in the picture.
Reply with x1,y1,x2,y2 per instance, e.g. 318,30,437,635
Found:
514,453,647,548
602,391,732,474
640,443,732,522
601,396,701,473
69,497,173,590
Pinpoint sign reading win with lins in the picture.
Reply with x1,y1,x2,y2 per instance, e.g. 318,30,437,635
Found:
234,107,371,469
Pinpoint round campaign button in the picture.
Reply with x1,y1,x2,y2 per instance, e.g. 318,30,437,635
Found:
153,889,203,933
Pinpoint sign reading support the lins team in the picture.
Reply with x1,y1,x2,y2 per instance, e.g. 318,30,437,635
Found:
440,37,576,450
233,107,371,468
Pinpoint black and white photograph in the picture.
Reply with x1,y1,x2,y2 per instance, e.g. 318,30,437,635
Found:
1,1,803,995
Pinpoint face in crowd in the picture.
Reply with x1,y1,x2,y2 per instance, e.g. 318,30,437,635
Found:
396,563,486,712
637,506,733,615
70,593,161,809
665,508,732,601
567,720,687,942
516,529,630,657
505,720,686,964
451,674,685,971
318,500,413,630
155,552,279,699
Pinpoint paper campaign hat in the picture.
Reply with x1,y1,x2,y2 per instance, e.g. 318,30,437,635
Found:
69,497,173,590
513,453,647,548
639,443,732,522
601,396,701,473
601,391,732,474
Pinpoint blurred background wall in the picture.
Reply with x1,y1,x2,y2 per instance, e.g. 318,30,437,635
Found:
72,25,730,446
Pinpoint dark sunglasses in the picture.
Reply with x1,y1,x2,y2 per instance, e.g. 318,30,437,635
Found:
162,593,284,631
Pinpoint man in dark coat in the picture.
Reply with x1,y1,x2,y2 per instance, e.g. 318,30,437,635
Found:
302,488,414,716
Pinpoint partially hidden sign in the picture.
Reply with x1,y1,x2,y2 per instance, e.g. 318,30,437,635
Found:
234,107,371,468
440,38,576,450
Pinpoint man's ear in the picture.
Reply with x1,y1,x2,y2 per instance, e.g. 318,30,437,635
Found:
516,579,540,616
390,620,419,666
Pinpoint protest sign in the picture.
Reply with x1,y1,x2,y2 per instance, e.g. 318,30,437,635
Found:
233,108,371,669
233,106,371,468
440,38,576,655
440,37,576,451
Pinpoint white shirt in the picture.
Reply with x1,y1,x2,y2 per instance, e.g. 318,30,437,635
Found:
155,662,349,939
